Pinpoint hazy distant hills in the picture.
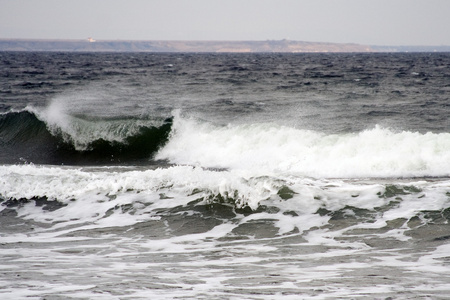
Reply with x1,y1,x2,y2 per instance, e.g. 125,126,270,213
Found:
0,39,449,52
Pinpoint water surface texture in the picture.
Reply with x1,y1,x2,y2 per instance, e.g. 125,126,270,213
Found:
1,52,449,299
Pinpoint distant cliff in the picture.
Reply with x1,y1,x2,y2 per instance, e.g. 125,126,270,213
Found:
0,39,373,53
2,39,448,53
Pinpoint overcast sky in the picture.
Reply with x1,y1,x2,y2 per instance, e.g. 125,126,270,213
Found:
1,0,449,46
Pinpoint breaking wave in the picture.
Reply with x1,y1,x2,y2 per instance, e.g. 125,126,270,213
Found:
0,108,172,165
157,112,450,178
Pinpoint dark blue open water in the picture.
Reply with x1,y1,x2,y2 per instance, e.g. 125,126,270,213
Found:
0,52,449,299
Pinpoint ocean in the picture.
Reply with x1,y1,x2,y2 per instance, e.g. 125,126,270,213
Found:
0,51,449,299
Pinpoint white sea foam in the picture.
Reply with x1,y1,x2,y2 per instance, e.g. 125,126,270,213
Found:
1,164,449,239
1,113,449,278
157,113,450,178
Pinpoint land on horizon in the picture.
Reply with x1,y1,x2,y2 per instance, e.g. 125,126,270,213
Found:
0,38,449,53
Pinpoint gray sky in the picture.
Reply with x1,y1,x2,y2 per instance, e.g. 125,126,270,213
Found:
1,0,449,46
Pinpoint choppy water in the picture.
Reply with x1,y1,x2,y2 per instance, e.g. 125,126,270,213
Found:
1,52,450,299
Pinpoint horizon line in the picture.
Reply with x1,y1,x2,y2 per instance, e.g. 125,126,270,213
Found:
0,38,449,48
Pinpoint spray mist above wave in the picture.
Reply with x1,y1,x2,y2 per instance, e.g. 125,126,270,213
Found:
156,112,450,178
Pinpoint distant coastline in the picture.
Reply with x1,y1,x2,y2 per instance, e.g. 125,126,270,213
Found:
0,38,449,53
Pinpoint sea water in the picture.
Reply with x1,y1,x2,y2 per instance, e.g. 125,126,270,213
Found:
0,52,449,299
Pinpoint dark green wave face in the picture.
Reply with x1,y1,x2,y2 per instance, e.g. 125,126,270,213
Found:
0,110,172,165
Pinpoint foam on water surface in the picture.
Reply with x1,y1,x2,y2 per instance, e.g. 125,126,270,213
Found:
1,117,450,298
157,112,450,178
1,164,449,238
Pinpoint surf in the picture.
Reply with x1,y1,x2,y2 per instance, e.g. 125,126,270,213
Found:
156,112,450,178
